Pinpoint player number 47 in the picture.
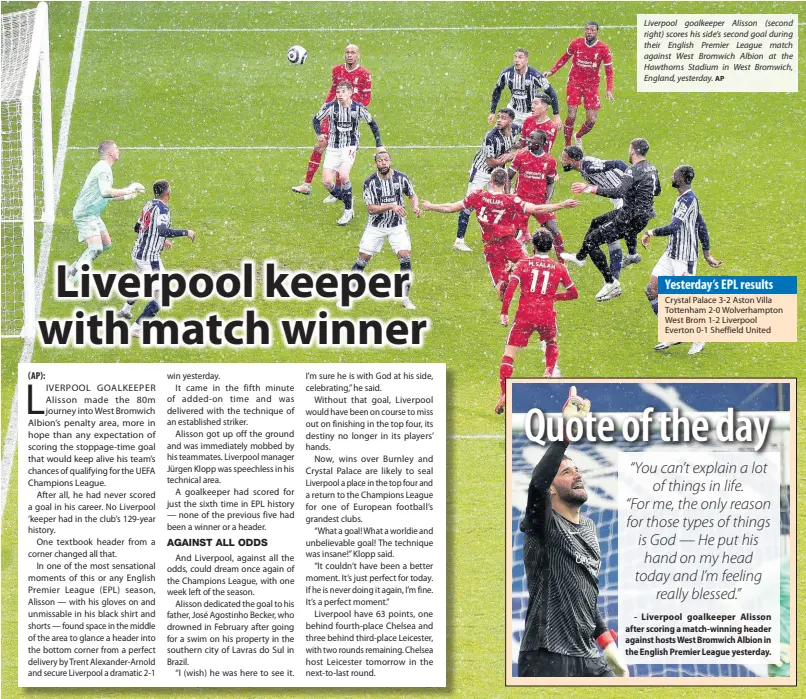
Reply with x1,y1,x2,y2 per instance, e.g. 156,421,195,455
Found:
477,206,505,224
530,269,550,294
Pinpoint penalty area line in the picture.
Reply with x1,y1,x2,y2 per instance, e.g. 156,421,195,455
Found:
67,145,480,151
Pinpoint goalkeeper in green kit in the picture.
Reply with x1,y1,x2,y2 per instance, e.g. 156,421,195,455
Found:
518,386,629,677
68,140,145,284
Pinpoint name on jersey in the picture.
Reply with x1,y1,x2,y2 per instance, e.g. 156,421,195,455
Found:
380,195,399,203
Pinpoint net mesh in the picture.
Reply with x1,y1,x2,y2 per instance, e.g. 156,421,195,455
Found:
511,413,790,678
1,8,45,337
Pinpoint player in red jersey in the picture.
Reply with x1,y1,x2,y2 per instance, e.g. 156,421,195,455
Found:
421,168,578,299
544,22,614,148
520,94,561,153
509,131,565,261
292,44,372,200
495,229,579,414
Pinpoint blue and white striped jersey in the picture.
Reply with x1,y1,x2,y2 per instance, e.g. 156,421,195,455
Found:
490,66,559,115
580,157,627,189
363,170,414,228
470,125,521,176
653,189,710,263
313,100,381,149
131,199,188,263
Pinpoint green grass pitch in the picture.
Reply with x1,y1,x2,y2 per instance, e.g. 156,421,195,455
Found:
2,2,804,697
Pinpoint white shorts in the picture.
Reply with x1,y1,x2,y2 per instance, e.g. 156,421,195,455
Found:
323,146,357,172
465,169,491,198
74,216,106,242
132,256,165,297
359,224,410,255
652,251,696,278
510,109,530,127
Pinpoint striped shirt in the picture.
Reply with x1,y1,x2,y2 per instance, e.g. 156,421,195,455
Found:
470,125,521,177
131,199,188,263
580,157,627,190
653,189,710,263
313,100,381,149
490,66,559,116
519,441,607,657
363,170,414,228
73,160,113,219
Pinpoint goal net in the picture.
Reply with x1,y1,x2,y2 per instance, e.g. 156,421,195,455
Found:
1,2,53,338
510,384,791,679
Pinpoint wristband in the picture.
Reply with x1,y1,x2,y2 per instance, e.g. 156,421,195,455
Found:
596,630,617,649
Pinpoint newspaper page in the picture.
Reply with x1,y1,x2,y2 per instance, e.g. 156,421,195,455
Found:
0,1,799,697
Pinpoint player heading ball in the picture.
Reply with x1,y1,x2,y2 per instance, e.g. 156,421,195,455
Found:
517,387,629,678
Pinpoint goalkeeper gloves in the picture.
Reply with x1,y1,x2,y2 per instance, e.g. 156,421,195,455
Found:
597,630,630,677
128,182,145,194
561,386,591,420
774,642,790,667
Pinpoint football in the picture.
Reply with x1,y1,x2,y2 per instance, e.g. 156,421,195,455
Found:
287,45,308,65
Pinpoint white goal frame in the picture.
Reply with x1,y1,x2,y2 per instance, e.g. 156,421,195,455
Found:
1,1,54,338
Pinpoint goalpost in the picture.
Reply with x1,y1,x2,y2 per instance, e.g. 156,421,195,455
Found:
1,2,54,339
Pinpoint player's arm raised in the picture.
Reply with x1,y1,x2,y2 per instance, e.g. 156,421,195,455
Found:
521,387,590,534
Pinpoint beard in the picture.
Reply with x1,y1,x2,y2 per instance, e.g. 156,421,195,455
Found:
378,166,391,175
585,36,596,45
558,485,588,506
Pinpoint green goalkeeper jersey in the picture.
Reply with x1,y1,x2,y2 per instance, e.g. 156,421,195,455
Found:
73,160,113,219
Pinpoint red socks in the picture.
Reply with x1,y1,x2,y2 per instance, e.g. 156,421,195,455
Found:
551,229,565,260
545,341,559,375
576,120,596,139
564,116,576,146
305,149,323,184
499,356,514,394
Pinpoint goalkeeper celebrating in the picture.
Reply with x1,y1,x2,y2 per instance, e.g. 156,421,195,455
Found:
518,386,629,678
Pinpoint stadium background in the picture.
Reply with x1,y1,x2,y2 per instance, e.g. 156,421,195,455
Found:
1,1,803,697
509,381,792,679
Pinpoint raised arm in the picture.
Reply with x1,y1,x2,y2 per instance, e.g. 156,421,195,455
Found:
520,387,590,535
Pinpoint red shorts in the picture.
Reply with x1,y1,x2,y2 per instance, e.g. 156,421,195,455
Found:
515,210,557,231
484,237,526,286
506,317,557,348
566,81,601,110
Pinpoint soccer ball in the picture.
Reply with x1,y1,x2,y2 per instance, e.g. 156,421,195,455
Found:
287,46,308,65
